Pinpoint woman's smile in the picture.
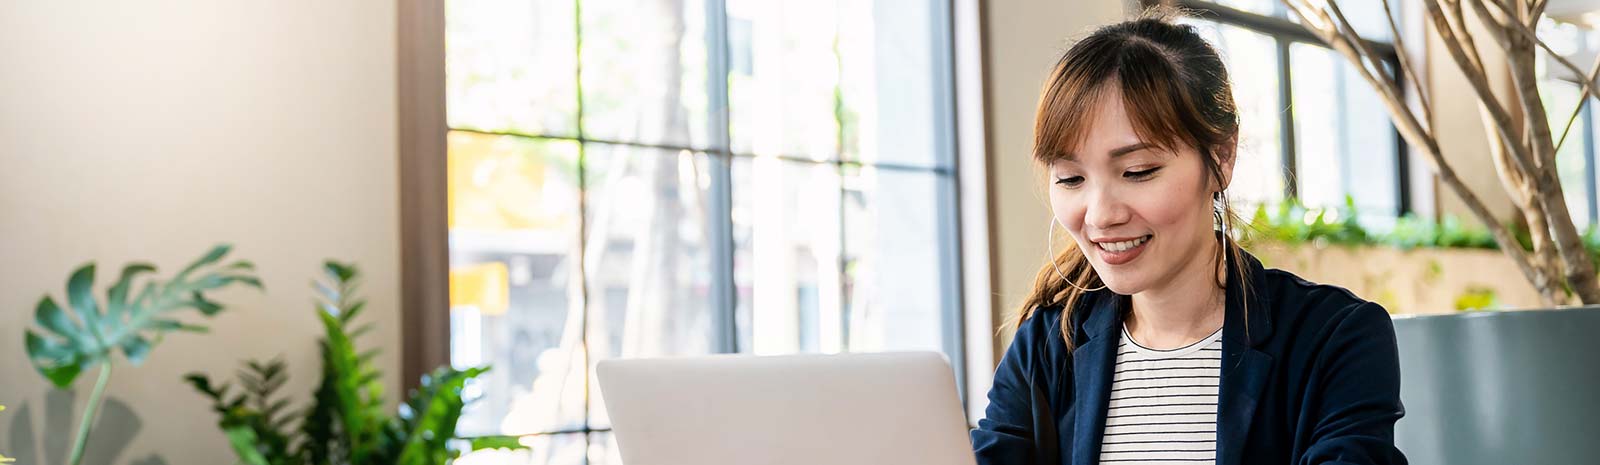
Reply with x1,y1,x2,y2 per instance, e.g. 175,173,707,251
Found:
1093,233,1152,265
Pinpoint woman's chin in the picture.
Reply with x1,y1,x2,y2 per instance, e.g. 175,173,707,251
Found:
1098,277,1145,295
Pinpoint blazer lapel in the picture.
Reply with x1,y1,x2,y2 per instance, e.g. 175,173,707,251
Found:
1217,250,1275,465
1217,345,1271,465
1069,292,1121,465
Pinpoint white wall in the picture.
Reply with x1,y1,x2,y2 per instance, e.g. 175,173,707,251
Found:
0,2,401,464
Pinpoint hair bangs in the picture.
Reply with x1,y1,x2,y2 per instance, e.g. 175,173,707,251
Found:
1032,36,1210,165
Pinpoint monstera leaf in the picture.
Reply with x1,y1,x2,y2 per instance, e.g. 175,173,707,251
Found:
24,244,262,388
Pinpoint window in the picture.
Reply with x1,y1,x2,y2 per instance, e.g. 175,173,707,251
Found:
442,0,965,463
1178,0,1411,224
1536,18,1599,229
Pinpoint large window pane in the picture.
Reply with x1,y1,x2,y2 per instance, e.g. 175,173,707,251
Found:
1290,42,1399,221
588,432,622,465
1278,0,1393,40
727,0,841,158
581,0,713,149
731,156,844,354
446,131,586,436
1543,79,1592,228
837,0,946,168
446,0,578,137
445,0,963,456
1335,0,1397,42
1184,19,1286,207
583,143,719,428
842,166,950,353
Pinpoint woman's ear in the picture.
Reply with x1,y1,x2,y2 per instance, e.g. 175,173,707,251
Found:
1215,135,1238,191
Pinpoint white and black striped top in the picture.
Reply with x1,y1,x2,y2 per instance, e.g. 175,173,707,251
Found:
1098,323,1223,464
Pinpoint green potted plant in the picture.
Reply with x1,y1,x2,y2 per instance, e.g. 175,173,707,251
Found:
185,261,522,465
21,244,262,465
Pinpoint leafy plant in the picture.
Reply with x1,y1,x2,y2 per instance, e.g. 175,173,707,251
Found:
1241,196,1600,265
186,261,522,465
1242,196,1369,247
1455,286,1500,312
22,244,262,465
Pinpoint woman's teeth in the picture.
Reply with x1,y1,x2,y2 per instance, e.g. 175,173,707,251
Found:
1098,235,1150,253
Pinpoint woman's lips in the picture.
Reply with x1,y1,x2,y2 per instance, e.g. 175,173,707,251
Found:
1095,234,1151,265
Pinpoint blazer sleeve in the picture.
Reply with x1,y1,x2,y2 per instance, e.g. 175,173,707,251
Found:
1298,302,1410,465
970,309,1062,465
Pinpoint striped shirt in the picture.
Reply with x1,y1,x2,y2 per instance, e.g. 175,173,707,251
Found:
1098,323,1223,464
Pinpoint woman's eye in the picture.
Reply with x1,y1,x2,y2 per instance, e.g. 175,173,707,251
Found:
1054,176,1083,187
1125,167,1161,179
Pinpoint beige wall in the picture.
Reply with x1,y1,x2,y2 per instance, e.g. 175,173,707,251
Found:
0,2,401,464
1426,3,1520,223
984,0,1132,347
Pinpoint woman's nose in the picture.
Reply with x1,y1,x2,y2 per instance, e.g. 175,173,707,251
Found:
1083,187,1131,230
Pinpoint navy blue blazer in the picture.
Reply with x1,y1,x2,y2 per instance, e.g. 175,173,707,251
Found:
970,251,1407,465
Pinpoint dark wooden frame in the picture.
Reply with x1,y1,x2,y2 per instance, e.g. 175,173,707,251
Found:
396,0,451,391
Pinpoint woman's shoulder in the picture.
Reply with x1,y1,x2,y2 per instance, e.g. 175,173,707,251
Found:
1010,298,1091,359
1257,265,1393,341
1015,291,1114,347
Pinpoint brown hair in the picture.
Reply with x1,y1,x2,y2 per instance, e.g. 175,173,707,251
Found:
1011,8,1253,348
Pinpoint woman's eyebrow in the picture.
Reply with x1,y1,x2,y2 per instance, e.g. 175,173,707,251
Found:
1064,142,1154,162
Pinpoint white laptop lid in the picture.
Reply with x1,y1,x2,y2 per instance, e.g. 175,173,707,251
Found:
595,351,977,465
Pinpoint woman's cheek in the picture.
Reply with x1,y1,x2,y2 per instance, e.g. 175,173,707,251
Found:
1048,188,1084,230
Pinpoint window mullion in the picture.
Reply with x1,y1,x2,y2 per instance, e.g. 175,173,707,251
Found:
1278,37,1298,201
1585,101,1598,226
706,0,738,354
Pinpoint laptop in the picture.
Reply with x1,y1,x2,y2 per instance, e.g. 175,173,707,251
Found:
595,351,978,465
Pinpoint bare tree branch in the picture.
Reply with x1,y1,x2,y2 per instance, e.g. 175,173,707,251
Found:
1283,0,1550,296
1447,0,1489,76
1555,57,1600,152
1488,3,1600,304
1425,0,1542,178
1527,0,1548,28
1380,0,1434,127
1326,0,1405,95
1476,0,1600,153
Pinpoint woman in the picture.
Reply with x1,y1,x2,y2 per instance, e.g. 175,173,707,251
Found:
969,11,1408,465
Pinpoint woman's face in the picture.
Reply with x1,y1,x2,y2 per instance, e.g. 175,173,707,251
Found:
1047,89,1233,295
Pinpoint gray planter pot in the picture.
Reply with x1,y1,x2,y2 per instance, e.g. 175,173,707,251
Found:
1393,306,1600,465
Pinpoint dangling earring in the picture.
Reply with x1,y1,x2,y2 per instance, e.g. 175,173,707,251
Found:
1213,191,1229,245
1048,218,1107,292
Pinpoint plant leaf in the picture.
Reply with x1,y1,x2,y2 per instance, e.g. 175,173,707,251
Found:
222,426,272,465
467,435,529,451
26,245,261,391
150,319,209,333
34,297,83,345
187,294,224,316
120,334,152,365
25,330,83,388
177,244,233,280
66,264,103,339
105,263,157,323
